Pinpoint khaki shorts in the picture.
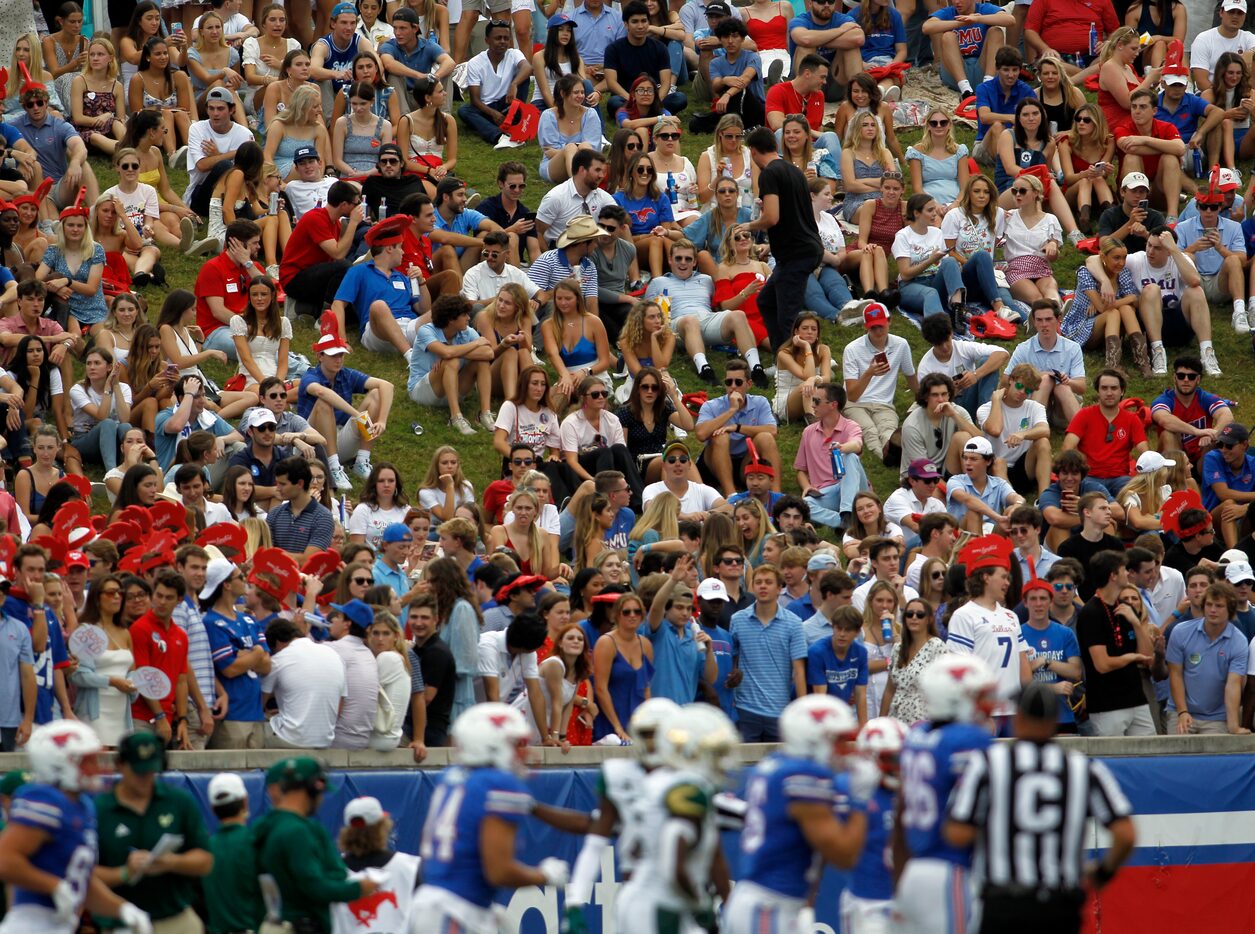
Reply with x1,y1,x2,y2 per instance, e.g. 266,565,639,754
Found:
670,309,733,345
153,906,204,934
361,314,419,355
207,719,263,750
461,0,510,14
183,705,210,751
409,371,449,408
1200,271,1232,304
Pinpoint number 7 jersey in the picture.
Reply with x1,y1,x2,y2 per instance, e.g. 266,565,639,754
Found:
899,722,991,867
945,602,1027,718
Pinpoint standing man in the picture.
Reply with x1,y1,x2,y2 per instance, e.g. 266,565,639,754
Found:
261,618,347,749
373,524,423,629
94,731,214,932
727,563,808,742
183,87,254,219
743,126,823,351
794,382,870,532
1020,578,1083,731
128,572,195,750
945,682,1136,933
1058,493,1126,600
0,599,34,751
173,544,221,751
202,560,271,749
1166,581,1251,734
5,546,72,727
326,599,380,750
203,773,263,934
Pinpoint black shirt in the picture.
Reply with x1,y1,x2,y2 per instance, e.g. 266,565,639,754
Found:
1096,202,1166,254
409,639,455,745
615,400,675,456
757,158,822,262
1076,594,1146,714
1163,538,1225,576
1056,532,1124,600
604,36,670,85
478,193,536,229
361,173,427,221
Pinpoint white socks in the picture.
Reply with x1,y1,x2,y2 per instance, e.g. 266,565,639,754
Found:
745,348,761,368
958,80,973,96
694,352,709,371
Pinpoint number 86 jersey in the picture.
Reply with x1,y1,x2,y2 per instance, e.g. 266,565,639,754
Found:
899,723,991,867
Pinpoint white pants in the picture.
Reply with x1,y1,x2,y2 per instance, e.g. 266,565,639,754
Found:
891,858,978,934
723,880,806,934
616,879,702,934
0,904,76,934
1087,704,1156,737
407,885,497,934
842,890,893,934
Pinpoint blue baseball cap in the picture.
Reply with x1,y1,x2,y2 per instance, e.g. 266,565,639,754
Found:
381,523,413,544
547,12,572,27
293,145,320,163
330,599,375,631
332,1,356,17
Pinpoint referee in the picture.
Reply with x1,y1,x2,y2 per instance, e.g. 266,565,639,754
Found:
943,682,1137,934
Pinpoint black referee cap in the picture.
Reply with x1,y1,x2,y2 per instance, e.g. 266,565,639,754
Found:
1017,682,1057,721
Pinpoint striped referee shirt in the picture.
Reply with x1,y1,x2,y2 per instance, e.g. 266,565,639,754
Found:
947,739,1133,890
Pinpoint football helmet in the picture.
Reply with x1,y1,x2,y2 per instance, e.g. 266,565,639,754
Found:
780,694,860,769
628,697,682,767
657,703,739,784
856,717,909,788
451,703,533,776
919,655,999,723
25,720,107,793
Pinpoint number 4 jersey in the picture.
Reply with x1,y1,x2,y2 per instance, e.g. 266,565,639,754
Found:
1,783,98,932
899,722,992,867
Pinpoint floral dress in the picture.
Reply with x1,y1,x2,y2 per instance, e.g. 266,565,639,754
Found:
887,636,949,724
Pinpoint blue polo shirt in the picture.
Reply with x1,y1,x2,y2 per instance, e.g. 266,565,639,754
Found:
373,557,411,626
805,637,868,705
786,593,814,621
973,77,1037,142
704,621,736,722
927,3,1004,58
571,3,623,66
377,35,445,87
641,620,706,705
408,322,480,393
1166,617,1248,721
0,614,32,729
710,49,765,102
1024,620,1080,724
697,393,776,459
297,363,370,425
12,112,75,181
1005,333,1086,381
434,207,488,256
730,602,807,718
335,261,418,336
1201,448,1255,511
802,610,833,646
204,608,268,723
787,10,856,60
945,473,1016,522
1174,215,1246,277
1157,91,1211,141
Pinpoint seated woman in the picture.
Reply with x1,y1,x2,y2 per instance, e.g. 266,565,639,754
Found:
853,0,908,98
906,107,969,212
473,283,534,406
613,152,679,279
1035,54,1087,140
157,288,257,419
161,429,218,486
537,74,602,185
104,147,187,265
69,36,126,157
810,177,871,318
104,427,160,504
648,116,701,225
489,489,560,578
1002,174,1063,307
109,463,161,518
686,177,751,277
230,275,291,391
1117,453,1172,538
121,110,202,253
94,292,142,369
1097,26,1159,132
12,195,48,266
11,335,66,439
328,51,400,128
995,98,1082,245
221,463,265,520
893,192,965,320
29,479,84,539
780,114,839,183
258,49,311,137
713,224,771,351
127,38,194,158
395,77,457,195
532,14,596,112
1062,235,1150,375
90,193,157,293
842,491,905,560
1202,52,1255,163
418,444,475,522
37,206,108,333
0,202,28,272
186,11,246,120
841,110,899,222
615,76,667,149
614,365,695,483
69,347,132,477
540,278,612,413
4,33,65,121
15,426,66,523
618,299,675,379
264,84,330,181
773,312,832,425
1055,103,1116,233
695,114,756,205
854,169,905,264
43,4,88,113
559,375,643,494
207,140,270,249
331,81,394,177
940,174,1020,319
1126,0,1185,69
123,322,175,436
834,74,903,163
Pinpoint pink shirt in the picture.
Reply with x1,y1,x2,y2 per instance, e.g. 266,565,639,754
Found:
0,316,63,366
794,415,863,490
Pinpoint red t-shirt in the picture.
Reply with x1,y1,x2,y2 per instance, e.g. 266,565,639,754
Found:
194,252,265,337
1110,117,1180,176
765,81,825,133
128,610,190,721
279,208,340,287
1024,0,1118,55
400,227,434,277
1065,406,1147,479
483,478,516,525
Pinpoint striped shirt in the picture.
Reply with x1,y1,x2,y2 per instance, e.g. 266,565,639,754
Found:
173,596,216,709
948,739,1133,890
266,498,334,555
729,602,807,718
525,248,599,299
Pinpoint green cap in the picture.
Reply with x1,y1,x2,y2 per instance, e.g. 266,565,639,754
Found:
116,731,165,774
265,756,329,789
0,770,31,796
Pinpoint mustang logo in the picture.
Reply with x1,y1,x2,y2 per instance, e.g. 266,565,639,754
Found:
348,889,397,926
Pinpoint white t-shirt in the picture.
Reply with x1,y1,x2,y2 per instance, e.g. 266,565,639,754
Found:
477,629,539,704
883,486,947,526
892,225,948,281
842,333,916,407
418,481,476,514
1124,250,1194,302
260,637,348,747
642,479,724,514
228,314,292,380
103,183,160,238
284,177,336,220
939,206,1006,258
976,396,1047,464
185,119,255,196
347,503,410,547
495,400,561,453
1190,27,1255,80
816,211,846,255
851,578,919,613
1002,210,1062,261
69,382,133,435
945,600,1028,717
465,48,527,101
917,337,1000,382
559,409,625,452
461,262,541,303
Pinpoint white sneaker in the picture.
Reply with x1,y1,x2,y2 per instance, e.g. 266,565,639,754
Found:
494,137,523,149
1150,344,1167,376
1066,228,1084,246
883,84,901,102
351,458,372,479
330,465,352,491
1203,346,1223,376
187,237,220,257
449,415,476,435
479,410,496,431
178,215,195,253
1233,309,1250,334
169,145,188,169
266,264,280,280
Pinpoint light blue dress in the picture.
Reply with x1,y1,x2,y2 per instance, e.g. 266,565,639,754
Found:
536,106,603,182
841,155,887,221
906,143,969,206
42,243,107,325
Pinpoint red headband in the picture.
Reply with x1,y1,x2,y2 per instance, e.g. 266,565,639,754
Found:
59,187,89,221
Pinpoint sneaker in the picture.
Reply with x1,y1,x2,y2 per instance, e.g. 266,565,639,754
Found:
479,410,496,431
351,459,372,479
750,364,769,389
449,415,476,435
465,189,482,209
1203,346,1223,376
766,59,784,86
1066,228,1084,246
1150,344,1168,376
697,364,717,385
169,145,188,170
1233,309,1250,335
494,137,523,149
329,464,352,491
178,215,195,253
883,84,901,102
266,264,280,280
187,236,220,257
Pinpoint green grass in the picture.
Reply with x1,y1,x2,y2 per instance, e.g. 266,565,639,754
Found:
98,95,1255,511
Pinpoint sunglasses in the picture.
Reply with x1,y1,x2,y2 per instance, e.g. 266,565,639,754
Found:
903,609,928,619
721,132,744,140
733,233,751,242
587,389,609,399
1010,186,1031,196
505,182,527,190
635,166,655,175
1075,115,1094,124
719,556,745,565
666,454,690,464
265,391,286,400
119,162,140,170
928,119,950,128
254,424,276,432
1199,203,1222,211
619,607,644,617
639,383,660,392
930,571,946,580
725,377,746,386
599,224,618,234
99,588,122,597
717,186,738,195
352,576,374,585
1013,381,1027,391
1052,582,1075,592
625,142,643,151
511,457,535,465
377,157,400,165
656,132,681,140
1176,371,1200,380
23,99,46,108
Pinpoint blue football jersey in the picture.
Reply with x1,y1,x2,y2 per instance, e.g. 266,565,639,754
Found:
834,778,895,901
7,784,98,913
738,754,836,898
419,765,534,908
900,722,991,866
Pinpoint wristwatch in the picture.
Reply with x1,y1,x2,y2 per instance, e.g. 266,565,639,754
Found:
152,712,167,721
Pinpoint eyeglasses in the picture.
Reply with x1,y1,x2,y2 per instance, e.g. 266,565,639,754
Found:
903,609,928,619
927,119,950,128
126,591,149,602
1199,203,1222,211
725,377,746,386
118,162,140,170
1052,582,1075,592
505,182,526,190
587,389,609,399
352,576,374,585
656,132,681,141
1074,115,1094,124
377,157,400,165
511,456,535,466
666,454,690,464
719,556,745,565
1175,371,1200,380
1010,186,1031,196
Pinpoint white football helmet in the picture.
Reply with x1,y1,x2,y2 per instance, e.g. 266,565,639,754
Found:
919,655,999,724
451,703,533,776
657,703,739,784
780,694,860,769
628,697,682,767
857,717,909,788
26,720,107,793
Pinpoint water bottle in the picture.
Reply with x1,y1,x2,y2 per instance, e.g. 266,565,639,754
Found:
1193,147,1204,178
739,186,753,215
751,197,762,222
881,617,893,642
268,191,279,216
1088,23,1098,57
830,444,845,478
666,172,678,205
379,197,388,219
807,157,818,175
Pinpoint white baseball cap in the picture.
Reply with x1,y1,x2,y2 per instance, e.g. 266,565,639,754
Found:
1220,548,1249,565
208,772,248,806
245,408,278,431
1121,172,1151,191
1223,0,1247,13
1162,68,1189,86
1220,167,1243,191
198,557,236,601
1136,451,1176,474
695,578,730,602
963,437,993,457
344,796,386,826
1226,562,1255,584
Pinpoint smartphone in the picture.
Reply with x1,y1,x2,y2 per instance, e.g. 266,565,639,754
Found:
420,541,438,560
1138,199,1149,210
873,351,889,367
